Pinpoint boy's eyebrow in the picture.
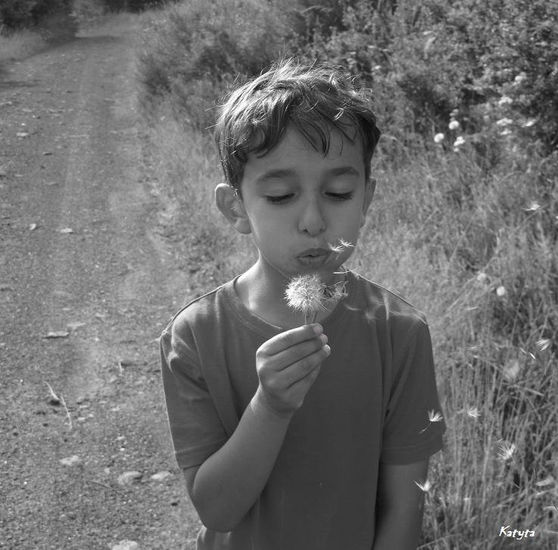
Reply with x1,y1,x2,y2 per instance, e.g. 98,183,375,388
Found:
256,166,361,184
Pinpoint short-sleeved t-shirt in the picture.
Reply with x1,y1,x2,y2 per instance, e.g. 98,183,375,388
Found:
160,270,445,550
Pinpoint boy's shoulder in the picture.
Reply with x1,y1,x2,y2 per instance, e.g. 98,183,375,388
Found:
349,271,429,330
162,279,234,336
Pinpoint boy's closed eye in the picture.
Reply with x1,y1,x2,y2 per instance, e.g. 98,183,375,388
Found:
265,191,354,204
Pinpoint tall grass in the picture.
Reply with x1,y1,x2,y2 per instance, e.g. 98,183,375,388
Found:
138,1,558,547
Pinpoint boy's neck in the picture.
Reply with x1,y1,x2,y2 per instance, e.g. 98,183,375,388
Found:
235,260,346,328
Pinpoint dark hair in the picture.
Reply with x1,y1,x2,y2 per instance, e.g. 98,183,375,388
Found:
214,58,381,192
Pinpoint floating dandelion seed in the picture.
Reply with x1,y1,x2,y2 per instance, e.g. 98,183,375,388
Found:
285,274,347,324
466,407,480,419
414,479,432,493
536,338,551,352
428,410,443,423
420,410,443,433
328,239,354,254
497,440,516,461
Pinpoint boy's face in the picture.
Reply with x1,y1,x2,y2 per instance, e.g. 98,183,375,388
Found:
232,125,374,283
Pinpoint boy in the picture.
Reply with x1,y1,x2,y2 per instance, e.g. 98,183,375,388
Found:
160,59,445,549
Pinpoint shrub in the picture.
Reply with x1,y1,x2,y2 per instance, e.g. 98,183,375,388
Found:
0,0,75,34
137,0,288,130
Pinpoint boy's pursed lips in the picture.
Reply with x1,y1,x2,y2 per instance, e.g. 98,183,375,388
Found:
297,247,330,259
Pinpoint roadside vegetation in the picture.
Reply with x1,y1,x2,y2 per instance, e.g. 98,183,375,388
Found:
0,0,170,64
135,1,558,548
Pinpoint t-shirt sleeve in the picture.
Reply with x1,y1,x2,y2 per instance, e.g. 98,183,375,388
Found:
160,319,228,470
380,318,446,464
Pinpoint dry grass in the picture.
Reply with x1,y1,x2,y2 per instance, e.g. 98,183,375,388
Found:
146,111,558,547
0,30,46,64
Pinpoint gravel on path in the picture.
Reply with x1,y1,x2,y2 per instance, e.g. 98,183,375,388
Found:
0,17,199,550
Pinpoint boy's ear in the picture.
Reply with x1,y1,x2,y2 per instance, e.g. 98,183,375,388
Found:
360,178,376,227
215,183,252,235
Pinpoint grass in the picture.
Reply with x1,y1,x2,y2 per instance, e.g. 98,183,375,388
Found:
145,108,557,547
0,29,47,65
137,2,558,547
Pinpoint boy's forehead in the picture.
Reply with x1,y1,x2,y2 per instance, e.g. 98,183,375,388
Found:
252,123,363,162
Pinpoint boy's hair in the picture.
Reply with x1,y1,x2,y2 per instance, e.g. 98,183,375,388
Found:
215,58,381,192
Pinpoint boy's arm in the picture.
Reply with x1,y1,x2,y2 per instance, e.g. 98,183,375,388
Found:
184,324,330,533
372,459,429,550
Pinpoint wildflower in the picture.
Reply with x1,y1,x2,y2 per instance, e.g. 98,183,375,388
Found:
514,73,527,85
450,108,459,118
522,119,537,128
503,359,521,382
453,136,465,150
496,118,513,127
498,96,513,106
434,133,445,144
476,272,488,284
285,274,347,324
496,285,506,297
466,407,480,419
449,120,460,130
536,338,551,352
525,201,541,212
414,479,432,492
499,128,512,137
497,440,516,461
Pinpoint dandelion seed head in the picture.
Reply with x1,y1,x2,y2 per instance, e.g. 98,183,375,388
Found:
285,274,348,321
285,274,326,316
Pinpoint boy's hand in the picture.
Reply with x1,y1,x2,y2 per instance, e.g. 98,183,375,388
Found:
254,324,330,418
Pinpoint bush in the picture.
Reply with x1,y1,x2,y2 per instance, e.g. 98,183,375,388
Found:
0,0,75,34
137,0,289,130
289,0,558,156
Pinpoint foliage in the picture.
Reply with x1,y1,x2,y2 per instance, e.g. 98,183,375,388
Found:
139,0,558,547
136,0,289,129
0,0,74,31
288,0,558,155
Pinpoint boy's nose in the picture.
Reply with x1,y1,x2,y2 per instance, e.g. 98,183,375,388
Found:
298,199,326,236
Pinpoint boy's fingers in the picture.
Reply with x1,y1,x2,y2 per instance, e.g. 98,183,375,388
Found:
286,345,330,387
261,324,323,356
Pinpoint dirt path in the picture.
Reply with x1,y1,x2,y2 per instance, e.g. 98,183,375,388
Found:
0,18,199,550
